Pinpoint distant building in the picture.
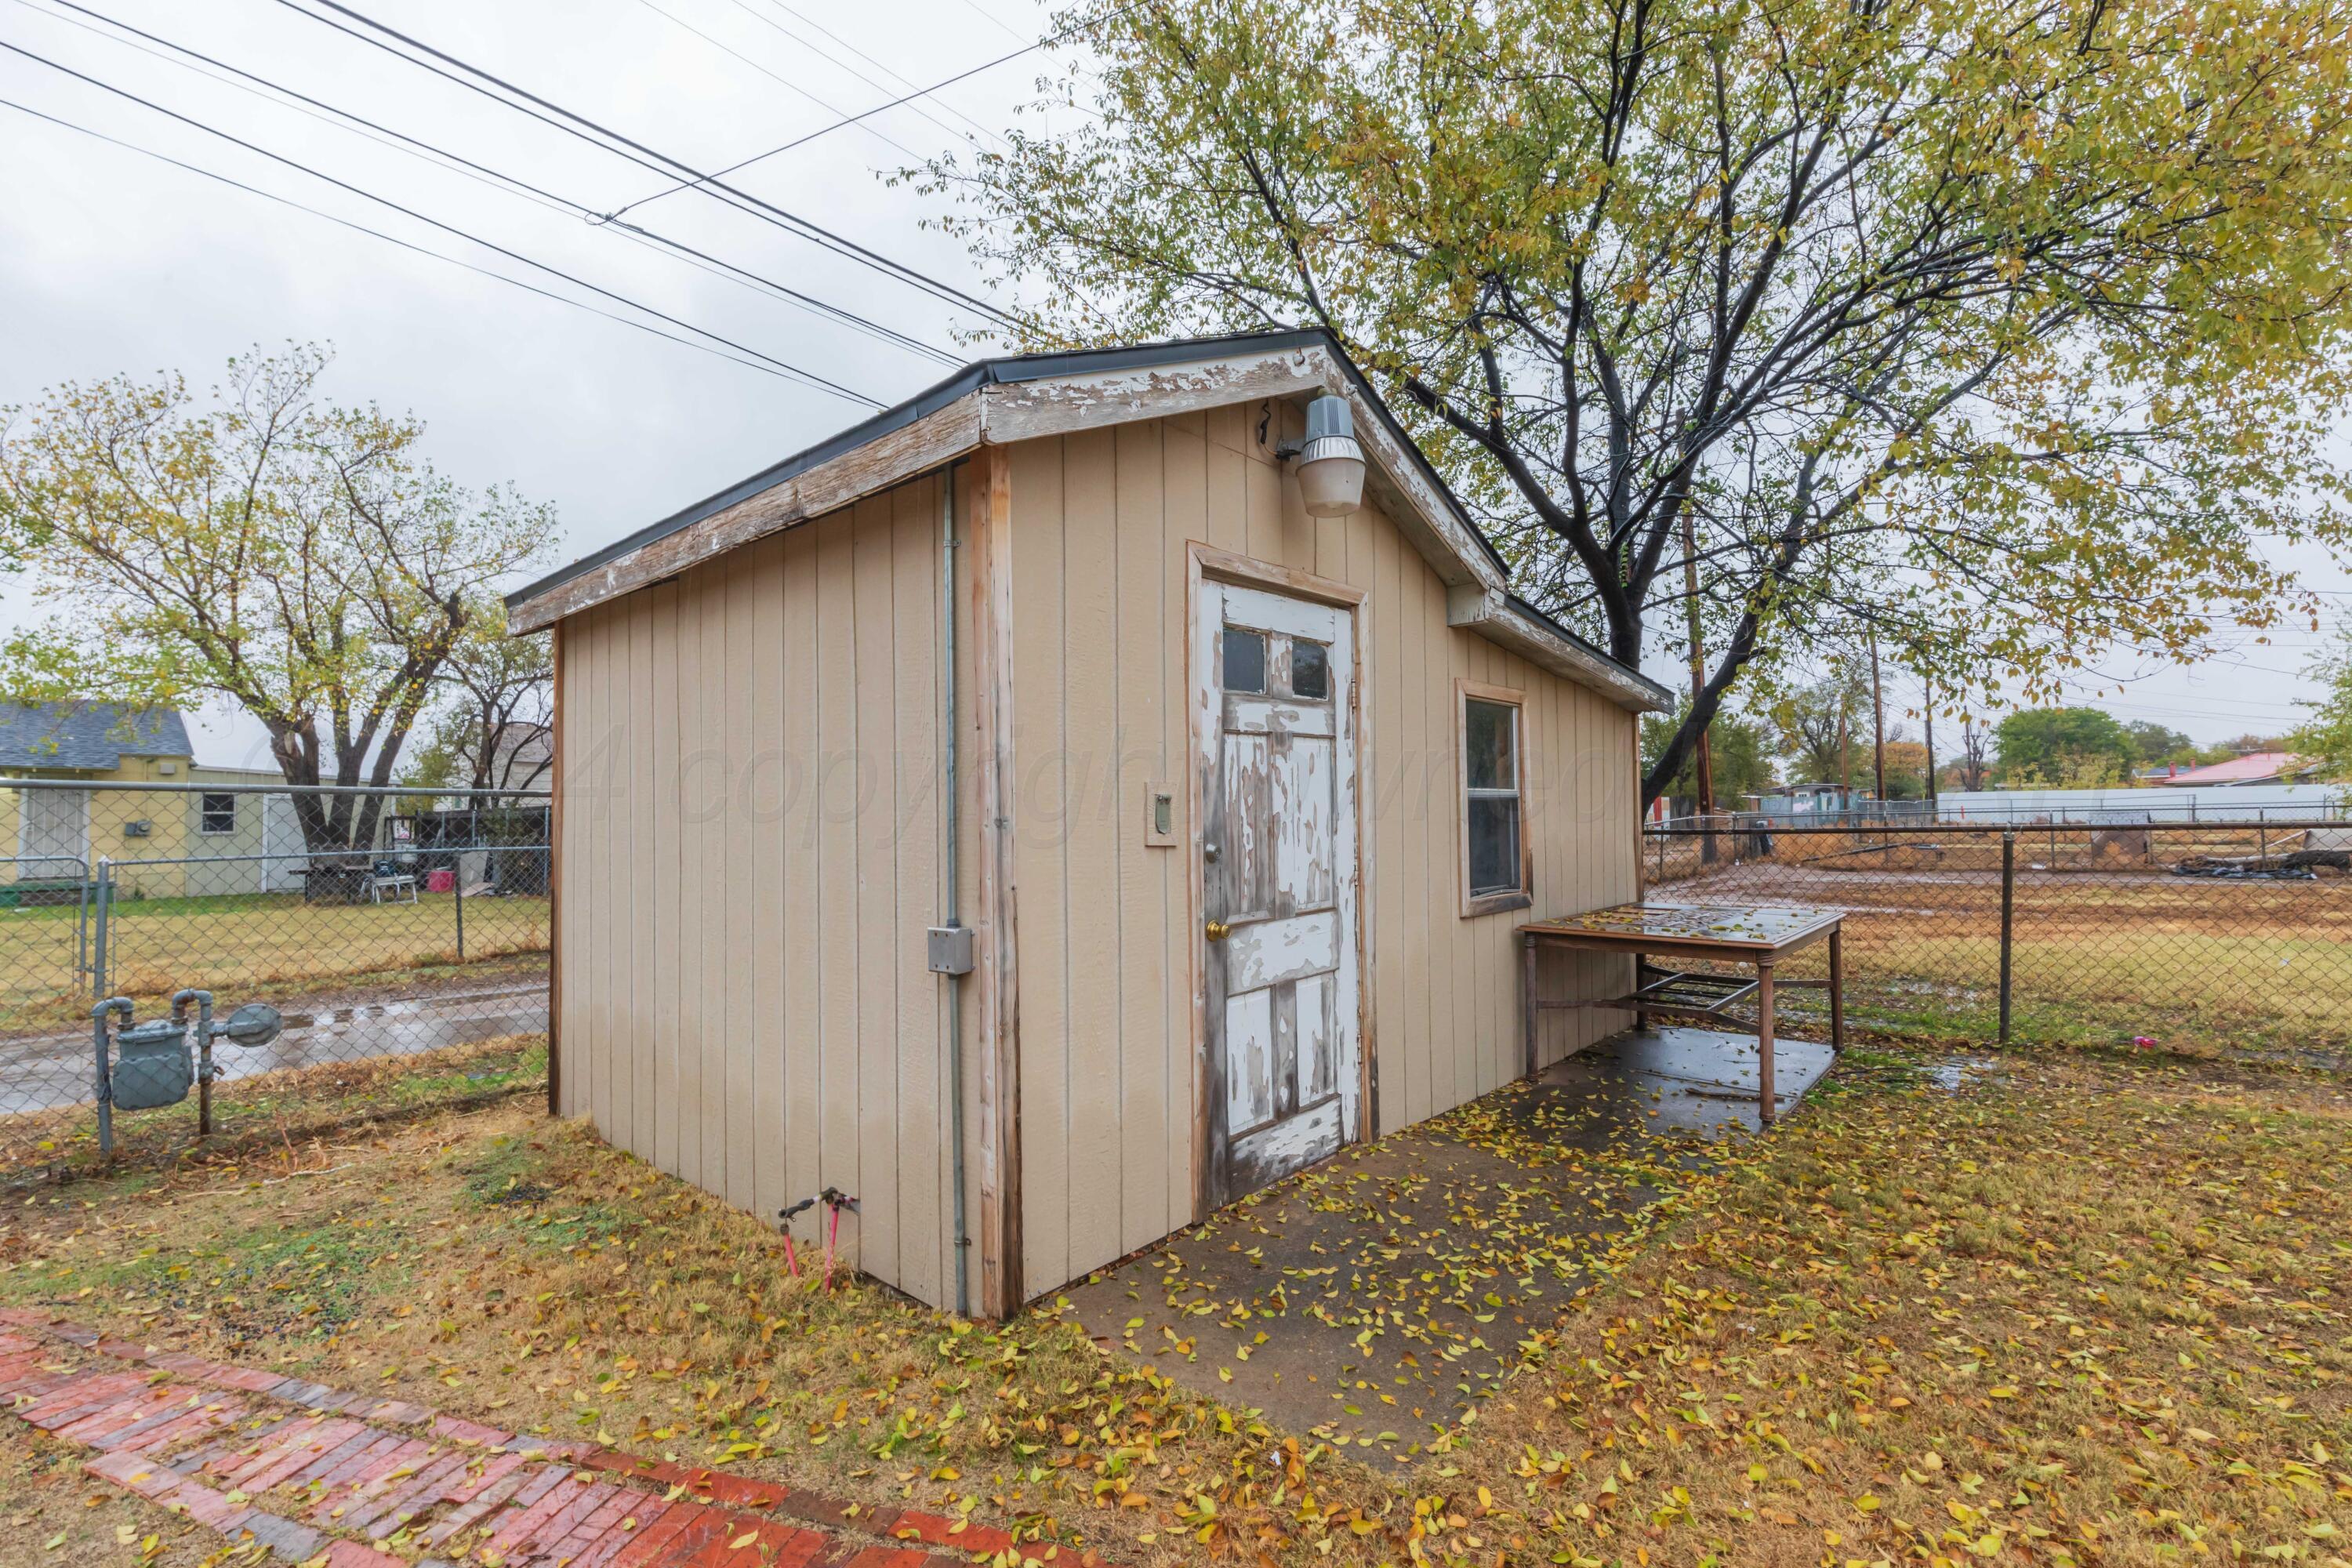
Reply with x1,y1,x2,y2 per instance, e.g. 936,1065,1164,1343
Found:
2139,751,2321,787
0,700,304,895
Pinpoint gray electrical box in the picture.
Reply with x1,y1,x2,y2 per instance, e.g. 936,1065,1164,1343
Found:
926,924,975,975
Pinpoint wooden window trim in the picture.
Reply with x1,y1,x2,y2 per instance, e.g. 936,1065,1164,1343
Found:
1457,677,1533,917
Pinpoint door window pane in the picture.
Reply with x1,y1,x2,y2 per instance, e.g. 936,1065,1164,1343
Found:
1465,699,1515,790
1290,639,1328,699
1467,796,1521,896
1222,627,1266,693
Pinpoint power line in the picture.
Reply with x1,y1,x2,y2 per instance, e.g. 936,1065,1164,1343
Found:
629,0,927,165
0,39,886,405
726,0,1003,152
0,95,797,386
38,0,959,365
615,2,1137,217
283,0,1022,328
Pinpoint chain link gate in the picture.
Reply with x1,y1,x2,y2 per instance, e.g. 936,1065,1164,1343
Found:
0,781,551,1178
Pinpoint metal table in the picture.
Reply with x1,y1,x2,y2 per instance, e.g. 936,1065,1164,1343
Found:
1518,901,1845,1123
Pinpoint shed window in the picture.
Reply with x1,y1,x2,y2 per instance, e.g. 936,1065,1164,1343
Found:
1459,687,1530,914
199,793,237,836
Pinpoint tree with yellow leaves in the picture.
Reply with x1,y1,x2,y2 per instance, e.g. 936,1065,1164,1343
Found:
936,0,2352,805
0,344,556,852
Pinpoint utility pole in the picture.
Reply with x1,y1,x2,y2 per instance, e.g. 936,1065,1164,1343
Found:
1681,516,1716,862
1923,673,1939,811
1868,631,1887,810
1837,701,1851,804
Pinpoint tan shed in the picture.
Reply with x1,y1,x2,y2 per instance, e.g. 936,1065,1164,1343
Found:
510,330,1672,1319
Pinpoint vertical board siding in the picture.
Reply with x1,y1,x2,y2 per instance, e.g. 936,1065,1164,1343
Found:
554,475,961,1307
1007,414,1636,1286
554,416,1637,1312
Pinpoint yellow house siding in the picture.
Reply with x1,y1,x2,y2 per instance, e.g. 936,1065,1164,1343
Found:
1004,408,1637,1292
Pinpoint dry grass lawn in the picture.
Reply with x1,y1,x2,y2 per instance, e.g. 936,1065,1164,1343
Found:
1645,854,2352,1063
0,891,550,1036
2,1043,2347,1568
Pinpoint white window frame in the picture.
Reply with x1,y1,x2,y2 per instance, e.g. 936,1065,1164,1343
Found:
1457,679,1532,916
198,791,238,837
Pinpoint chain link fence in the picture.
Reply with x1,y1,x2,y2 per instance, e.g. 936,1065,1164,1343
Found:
0,780,549,1178
1642,815,2352,1065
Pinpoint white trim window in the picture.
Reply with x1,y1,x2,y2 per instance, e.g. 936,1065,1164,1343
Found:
198,791,238,836
1458,682,1530,915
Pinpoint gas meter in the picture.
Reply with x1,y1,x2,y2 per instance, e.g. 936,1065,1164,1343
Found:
91,989,284,1155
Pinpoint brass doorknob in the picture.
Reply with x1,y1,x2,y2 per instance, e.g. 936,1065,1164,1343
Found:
1204,920,1231,942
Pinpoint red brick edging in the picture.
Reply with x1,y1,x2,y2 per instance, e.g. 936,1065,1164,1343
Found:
0,1309,1105,1568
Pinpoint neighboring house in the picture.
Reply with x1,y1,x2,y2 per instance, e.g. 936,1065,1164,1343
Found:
0,702,195,898
184,764,311,896
511,328,1674,1318
0,704,310,898
2139,751,2321,787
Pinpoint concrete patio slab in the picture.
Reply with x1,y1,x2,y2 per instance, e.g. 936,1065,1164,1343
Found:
1060,1027,1835,1460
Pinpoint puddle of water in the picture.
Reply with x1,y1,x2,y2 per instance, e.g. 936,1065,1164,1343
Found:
1923,1056,2001,1091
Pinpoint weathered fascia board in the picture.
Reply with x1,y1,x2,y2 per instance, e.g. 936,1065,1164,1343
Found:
512,342,1516,633
507,397,985,633
985,345,1507,597
1445,585,1673,713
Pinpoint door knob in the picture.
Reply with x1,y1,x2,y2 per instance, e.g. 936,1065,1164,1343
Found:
1204,920,1232,942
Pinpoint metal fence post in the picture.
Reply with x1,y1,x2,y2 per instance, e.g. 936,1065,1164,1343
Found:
1998,831,2015,1044
92,858,112,1006
455,855,466,963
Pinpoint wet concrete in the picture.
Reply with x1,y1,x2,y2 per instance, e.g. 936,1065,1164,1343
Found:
1060,1026,1834,1461
0,985,546,1116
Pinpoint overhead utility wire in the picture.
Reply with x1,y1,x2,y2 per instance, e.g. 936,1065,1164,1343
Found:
629,0,928,165
40,0,958,365
614,3,1138,217
0,40,885,405
0,96,798,385
726,0,1003,151
284,0,1022,328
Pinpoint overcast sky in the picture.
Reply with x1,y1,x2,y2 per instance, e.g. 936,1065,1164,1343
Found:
2,0,2342,771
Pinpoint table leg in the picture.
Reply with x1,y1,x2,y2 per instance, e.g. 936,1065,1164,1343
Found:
1756,962,1777,1126
1521,935,1539,1078
1828,927,1845,1053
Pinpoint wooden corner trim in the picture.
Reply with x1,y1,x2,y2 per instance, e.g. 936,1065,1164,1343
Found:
971,447,1024,1319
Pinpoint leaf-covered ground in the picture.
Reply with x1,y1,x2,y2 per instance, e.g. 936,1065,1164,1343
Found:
2,1043,2347,1568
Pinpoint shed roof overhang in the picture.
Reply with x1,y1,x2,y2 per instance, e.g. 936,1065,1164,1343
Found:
507,329,1671,713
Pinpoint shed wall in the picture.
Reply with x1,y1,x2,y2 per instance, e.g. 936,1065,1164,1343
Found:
554,470,982,1309
1004,407,1637,1297
553,408,1639,1312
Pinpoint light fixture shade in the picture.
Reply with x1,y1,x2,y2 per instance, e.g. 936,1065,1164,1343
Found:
1294,394,1366,517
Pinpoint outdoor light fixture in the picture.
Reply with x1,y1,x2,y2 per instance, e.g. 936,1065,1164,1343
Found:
1279,394,1367,517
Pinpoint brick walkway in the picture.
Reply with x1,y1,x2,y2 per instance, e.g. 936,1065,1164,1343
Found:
0,1309,1078,1568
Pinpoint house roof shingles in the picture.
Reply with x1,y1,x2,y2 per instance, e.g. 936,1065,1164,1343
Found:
0,702,191,771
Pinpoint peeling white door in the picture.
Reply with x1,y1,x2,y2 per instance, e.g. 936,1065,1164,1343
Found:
1196,579,1359,1203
